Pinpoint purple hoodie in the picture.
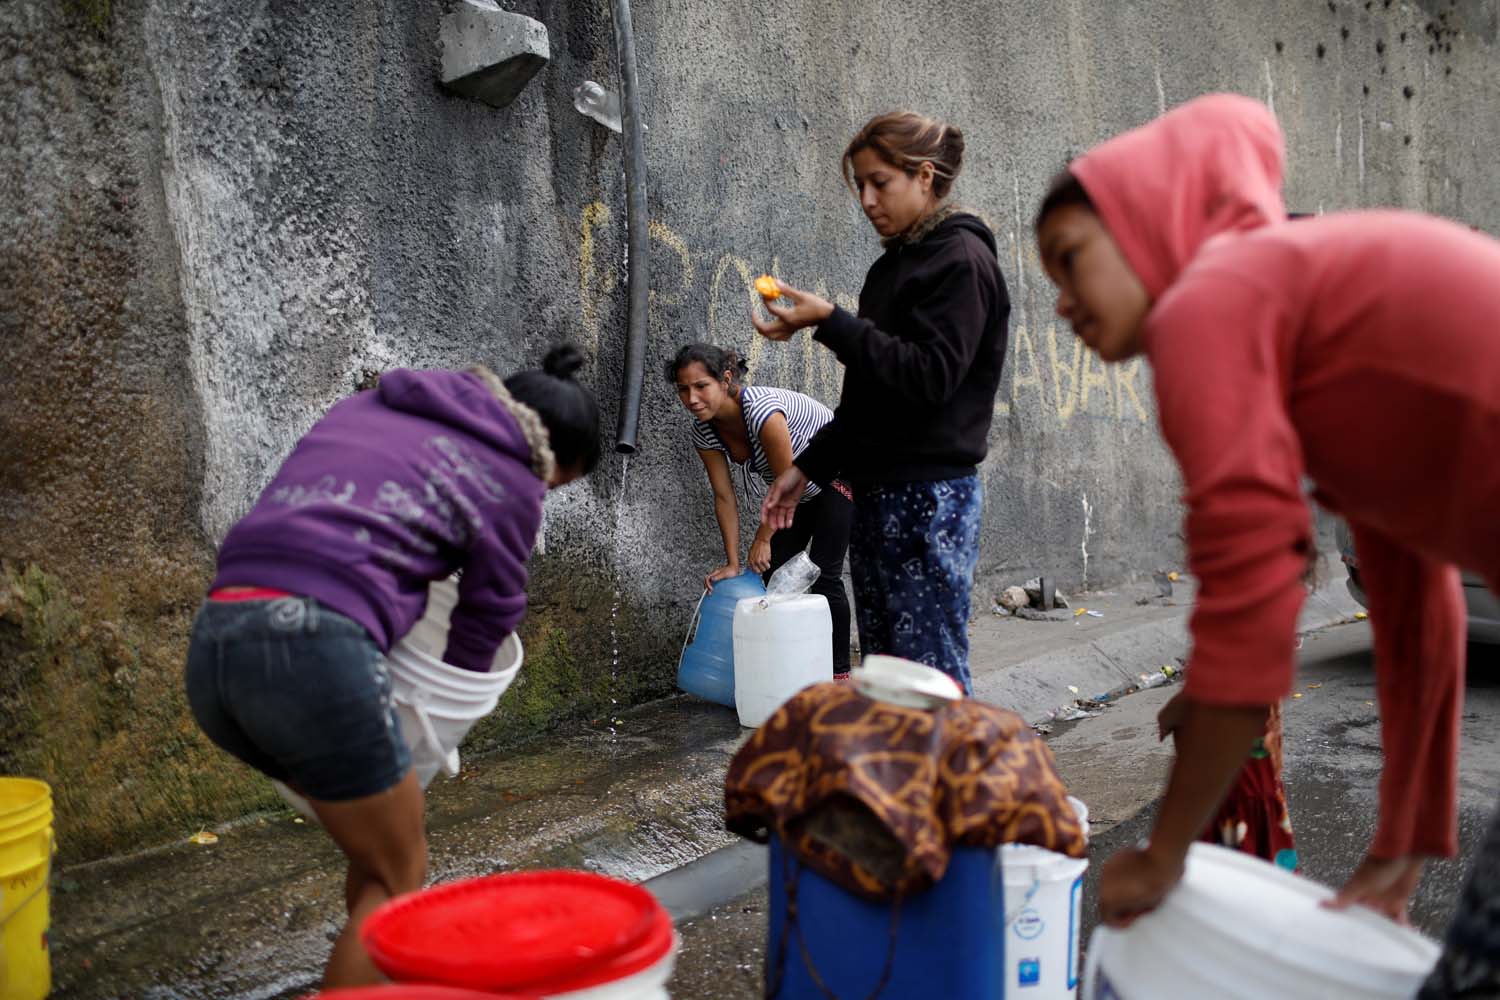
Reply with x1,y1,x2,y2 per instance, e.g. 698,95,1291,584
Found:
212,370,547,671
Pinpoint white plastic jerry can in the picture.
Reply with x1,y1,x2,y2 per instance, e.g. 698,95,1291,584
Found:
732,594,833,728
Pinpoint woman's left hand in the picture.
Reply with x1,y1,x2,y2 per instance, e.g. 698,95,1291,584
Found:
1325,853,1425,924
1099,844,1187,927
748,538,773,574
750,280,835,341
1157,692,1189,741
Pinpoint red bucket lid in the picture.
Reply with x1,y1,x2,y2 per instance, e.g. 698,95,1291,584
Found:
362,870,674,993
525,899,674,995
306,988,533,999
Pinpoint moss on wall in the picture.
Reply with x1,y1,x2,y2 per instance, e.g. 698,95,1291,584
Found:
0,552,681,862
0,560,283,863
462,561,679,752
65,0,111,35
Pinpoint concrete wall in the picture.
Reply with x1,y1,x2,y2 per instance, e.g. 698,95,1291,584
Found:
5,0,1500,856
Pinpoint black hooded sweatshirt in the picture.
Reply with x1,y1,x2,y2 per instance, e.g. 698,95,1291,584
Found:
795,210,1010,487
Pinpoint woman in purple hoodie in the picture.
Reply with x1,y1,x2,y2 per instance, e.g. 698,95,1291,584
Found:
185,345,599,987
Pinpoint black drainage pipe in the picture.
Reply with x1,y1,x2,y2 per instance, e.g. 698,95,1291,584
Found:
611,0,649,455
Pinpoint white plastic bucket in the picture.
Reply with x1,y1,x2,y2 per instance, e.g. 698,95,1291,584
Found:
853,654,964,708
543,931,679,999
1002,796,1090,998
273,576,523,819
389,629,523,787
1082,842,1441,999
732,594,832,728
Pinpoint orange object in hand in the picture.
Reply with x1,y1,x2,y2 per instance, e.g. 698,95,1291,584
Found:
755,274,781,300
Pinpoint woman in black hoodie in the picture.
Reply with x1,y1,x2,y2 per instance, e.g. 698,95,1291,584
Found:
755,111,1010,694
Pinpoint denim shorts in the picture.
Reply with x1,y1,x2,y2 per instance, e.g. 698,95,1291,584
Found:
185,596,411,802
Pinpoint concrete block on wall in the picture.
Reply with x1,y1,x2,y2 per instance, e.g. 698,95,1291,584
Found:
439,0,549,108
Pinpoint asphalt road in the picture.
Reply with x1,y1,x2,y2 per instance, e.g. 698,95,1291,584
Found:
670,623,1500,997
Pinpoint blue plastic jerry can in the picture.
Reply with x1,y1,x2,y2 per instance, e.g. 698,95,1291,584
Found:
677,571,766,707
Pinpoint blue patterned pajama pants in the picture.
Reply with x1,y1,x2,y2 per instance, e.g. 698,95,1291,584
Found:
848,475,983,694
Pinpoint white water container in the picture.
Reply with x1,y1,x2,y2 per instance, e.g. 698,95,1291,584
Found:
732,594,832,728
1083,842,1440,999
1001,796,1090,999
544,934,678,999
853,654,964,707
273,576,522,819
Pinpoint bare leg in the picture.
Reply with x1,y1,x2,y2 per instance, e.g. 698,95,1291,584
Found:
307,770,427,988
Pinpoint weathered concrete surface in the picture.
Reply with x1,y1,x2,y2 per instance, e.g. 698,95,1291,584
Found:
45,570,1358,996
1067,625,1500,960
970,552,1362,725
439,1,550,109
669,628,1500,998
6,0,1500,858
50,698,748,999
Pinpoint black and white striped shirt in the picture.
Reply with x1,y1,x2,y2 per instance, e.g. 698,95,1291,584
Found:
692,385,833,501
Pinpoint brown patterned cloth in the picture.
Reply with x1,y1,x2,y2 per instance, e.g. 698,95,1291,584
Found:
725,682,1087,900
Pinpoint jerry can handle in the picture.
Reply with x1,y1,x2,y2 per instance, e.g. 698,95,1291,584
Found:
676,588,711,672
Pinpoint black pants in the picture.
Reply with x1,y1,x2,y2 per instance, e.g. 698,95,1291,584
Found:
763,487,854,674
1420,798,1500,998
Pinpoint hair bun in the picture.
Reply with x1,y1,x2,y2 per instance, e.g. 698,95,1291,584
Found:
945,124,966,172
542,344,586,380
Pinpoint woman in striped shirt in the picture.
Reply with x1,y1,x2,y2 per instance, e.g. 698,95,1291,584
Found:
666,342,853,677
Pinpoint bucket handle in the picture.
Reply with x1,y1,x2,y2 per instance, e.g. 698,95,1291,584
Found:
1003,868,1043,927
405,689,461,777
0,830,51,932
675,588,710,673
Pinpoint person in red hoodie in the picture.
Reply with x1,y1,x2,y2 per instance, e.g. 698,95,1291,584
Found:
1033,94,1500,989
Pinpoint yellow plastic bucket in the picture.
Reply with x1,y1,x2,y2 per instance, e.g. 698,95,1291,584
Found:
0,778,53,1000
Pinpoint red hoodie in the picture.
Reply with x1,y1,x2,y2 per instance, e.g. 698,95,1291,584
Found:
1073,94,1500,859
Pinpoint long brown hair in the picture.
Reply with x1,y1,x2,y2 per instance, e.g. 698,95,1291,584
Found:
842,111,965,199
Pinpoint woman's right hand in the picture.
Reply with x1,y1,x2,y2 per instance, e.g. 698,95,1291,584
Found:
750,281,834,341
705,563,742,592
1326,852,1426,924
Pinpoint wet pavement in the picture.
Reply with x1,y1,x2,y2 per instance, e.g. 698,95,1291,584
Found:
49,575,1217,999
51,699,750,999
666,623,1500,996
671,886,769,1000
53,571,1457,999
1068,623,1500,953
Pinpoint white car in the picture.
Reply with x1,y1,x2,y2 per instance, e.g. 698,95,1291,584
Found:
1335,520,1500,644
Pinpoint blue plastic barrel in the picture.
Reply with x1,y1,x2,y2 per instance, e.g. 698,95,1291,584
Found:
767,834,1007,998
676,571,766,707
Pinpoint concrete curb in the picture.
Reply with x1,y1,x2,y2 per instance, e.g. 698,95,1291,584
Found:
658,558,1365,929
51,559,1366,998
973,556,1363,726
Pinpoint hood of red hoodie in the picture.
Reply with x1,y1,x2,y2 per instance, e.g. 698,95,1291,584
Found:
1070,93,1286,302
